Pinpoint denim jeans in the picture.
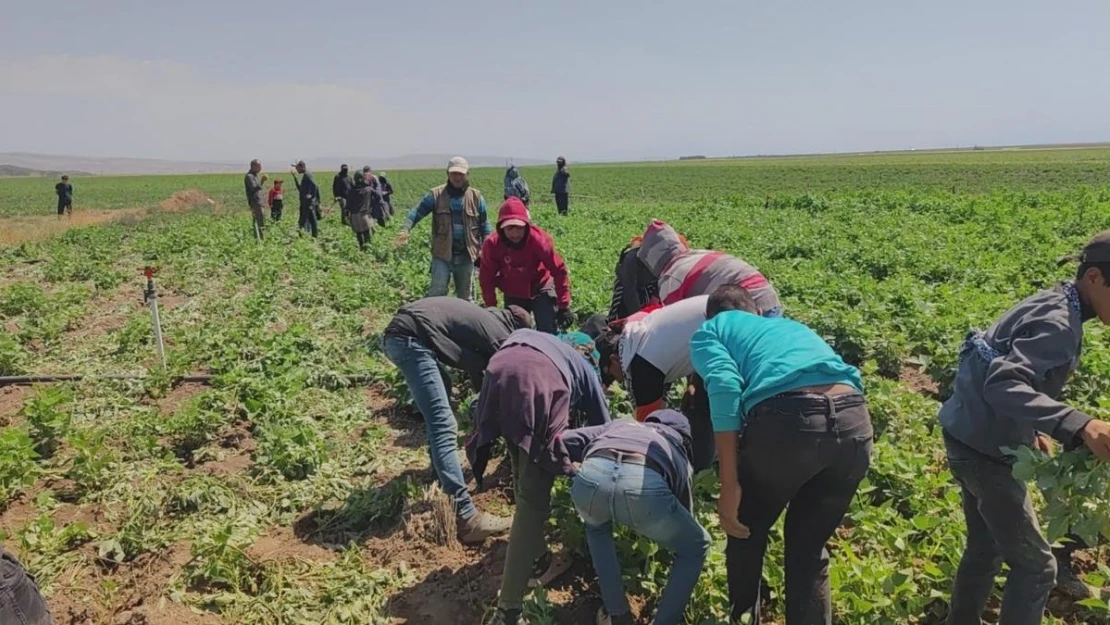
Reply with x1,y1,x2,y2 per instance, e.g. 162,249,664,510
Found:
763,305,784,319
429,253,474,300
943,432,1056,625
728,393,873,625
381,334,476,520
298,201,319,237
498,444,556,611
572,456,709,625
0,549,52,625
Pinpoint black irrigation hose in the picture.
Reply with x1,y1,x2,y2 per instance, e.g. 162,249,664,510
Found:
0,374,378,387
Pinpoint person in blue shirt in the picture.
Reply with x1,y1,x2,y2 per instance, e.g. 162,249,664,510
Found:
690,285,873,625
394,157,492,300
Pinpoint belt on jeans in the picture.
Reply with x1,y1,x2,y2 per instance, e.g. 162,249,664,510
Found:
587,448,666,476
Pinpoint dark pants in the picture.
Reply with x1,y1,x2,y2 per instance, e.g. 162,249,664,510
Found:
56,200,71,216
505,288,558,334
0,549,52,625
728,393,873,624
356,230,370,250
298,202,318,237
336,197,348,225
271,199,283,221
680,375,716,473
554,192,569,215
249,206,265,239
943,432,1056,625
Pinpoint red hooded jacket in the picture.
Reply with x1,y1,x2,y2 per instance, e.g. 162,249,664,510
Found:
480,198,571,309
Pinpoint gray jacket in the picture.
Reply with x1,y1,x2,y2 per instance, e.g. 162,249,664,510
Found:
938,283,1092,459
244,172,264,209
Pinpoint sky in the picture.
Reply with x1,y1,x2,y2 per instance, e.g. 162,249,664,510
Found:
1,0,1109,163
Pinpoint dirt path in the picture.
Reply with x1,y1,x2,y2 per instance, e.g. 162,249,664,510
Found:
0,190,219,245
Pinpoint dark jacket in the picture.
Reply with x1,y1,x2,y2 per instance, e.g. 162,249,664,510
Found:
561,409,695,510
939,283,1093,459
378,175,394,201
384,297,528,386
466,329,612,478
244,172,264,209
55,182,73,201
294,171,319,206
608,243,660,322
332,172,353,200
552,166,570,194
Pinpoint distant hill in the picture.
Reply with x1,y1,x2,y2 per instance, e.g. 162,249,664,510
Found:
0,152,549,176
0,164,89,178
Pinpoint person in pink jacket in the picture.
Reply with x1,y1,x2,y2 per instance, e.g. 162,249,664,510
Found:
479,197,574,333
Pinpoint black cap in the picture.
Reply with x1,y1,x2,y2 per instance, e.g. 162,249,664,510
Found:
1059,231,1110,265
340,164,348,170
293,160,306,168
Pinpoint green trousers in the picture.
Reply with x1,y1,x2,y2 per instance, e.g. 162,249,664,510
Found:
498,445,556,611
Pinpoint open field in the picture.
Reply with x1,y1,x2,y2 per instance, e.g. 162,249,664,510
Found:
1,151,1110,624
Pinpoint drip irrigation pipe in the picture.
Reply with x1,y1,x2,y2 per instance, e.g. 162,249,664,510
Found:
0,373,378,387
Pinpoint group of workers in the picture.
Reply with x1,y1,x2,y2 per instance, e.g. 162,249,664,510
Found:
243,159,396,248
379,175,1110,625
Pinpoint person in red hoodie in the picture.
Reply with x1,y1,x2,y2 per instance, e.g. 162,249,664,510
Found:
480,197,573,333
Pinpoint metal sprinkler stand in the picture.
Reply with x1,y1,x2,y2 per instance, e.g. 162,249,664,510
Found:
142,266,168,372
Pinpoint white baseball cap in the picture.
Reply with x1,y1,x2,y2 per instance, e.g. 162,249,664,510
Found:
447,156,469,174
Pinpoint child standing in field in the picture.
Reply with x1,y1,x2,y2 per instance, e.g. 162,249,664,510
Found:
54,174,73,217
939,230,1110,625
268,179,284,221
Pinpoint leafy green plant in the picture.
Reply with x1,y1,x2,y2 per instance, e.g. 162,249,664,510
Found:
0,427,39,504
254,417,328,481
22,385,74,457
65,427,119,496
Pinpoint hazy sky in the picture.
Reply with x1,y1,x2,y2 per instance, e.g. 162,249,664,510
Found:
2,0,1108,162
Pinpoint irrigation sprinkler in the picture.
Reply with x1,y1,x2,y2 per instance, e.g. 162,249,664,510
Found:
142,266,168,372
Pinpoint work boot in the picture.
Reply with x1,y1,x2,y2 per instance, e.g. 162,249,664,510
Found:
457,511,512,545
483,608,525,625
1055,562,1095,600
595,607,634,625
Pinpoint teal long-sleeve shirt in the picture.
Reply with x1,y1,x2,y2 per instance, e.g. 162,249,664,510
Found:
405,191,492,250
690,311,863,432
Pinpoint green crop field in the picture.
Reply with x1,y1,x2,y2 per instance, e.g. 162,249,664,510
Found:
1,150,1110,624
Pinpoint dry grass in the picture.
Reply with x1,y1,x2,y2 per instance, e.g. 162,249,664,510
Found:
0,189,219,245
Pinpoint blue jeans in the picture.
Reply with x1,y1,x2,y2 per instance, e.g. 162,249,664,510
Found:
571,456,709,625
763,305,784,318
381,334,476,519
429,253,474,300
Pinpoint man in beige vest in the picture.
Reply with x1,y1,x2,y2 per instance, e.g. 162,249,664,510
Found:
395,157,492,300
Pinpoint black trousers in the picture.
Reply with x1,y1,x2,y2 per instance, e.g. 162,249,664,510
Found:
505,288,557,334
356,230,371,250
728,393,873,624
0,548,52,624
298,202,318,237
270,199,283,221
554,192,569,215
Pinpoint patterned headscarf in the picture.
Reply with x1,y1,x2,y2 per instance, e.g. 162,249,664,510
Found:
557,331,601,378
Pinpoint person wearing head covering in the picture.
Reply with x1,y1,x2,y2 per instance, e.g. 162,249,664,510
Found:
503,165,531,207
381,297,533,544
244,159,266,239
395,157,492,300
0,547,52,624
479,197,573,334
637,219,783,317
690,285,870,624
551,156,571,215
467,329,610,625
290,160,319,238
345,171,378,250
332,164,353,225
561,410,707,625
939,231,1110,625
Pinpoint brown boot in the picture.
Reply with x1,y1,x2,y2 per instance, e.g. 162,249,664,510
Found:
457,511,512,545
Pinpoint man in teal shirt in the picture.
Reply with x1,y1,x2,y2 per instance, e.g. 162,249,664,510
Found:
690,285,873,625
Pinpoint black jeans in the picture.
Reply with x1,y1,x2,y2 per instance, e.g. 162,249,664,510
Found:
270,199,283,221
505,288,558,334
298,202,319,237
0,549,52,624
356,230,371,250
554,192,569,215
728,393,873,625
680,374,716,473
943,432,1056,625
